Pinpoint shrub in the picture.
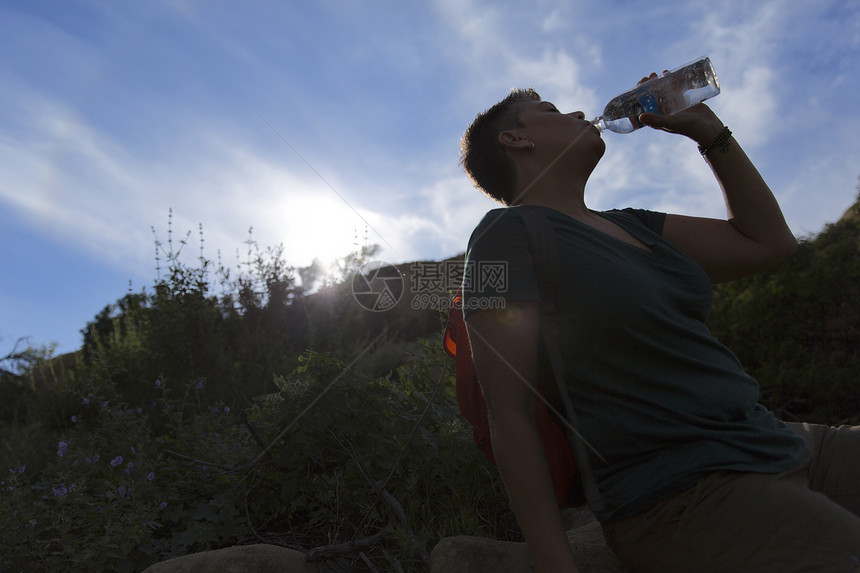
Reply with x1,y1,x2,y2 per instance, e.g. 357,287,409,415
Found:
0,341,515,572
709,210,860,425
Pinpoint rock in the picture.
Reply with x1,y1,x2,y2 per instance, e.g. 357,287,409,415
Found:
140,544,319,573
430,535,534,572
139,511,627,573
429,509,626,573
837,195,860,224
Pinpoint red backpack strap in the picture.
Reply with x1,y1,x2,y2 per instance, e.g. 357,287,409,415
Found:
442,286,463,360
444,284,577,506
444,286,496,463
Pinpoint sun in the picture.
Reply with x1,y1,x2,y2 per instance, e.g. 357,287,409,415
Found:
276,193,376,272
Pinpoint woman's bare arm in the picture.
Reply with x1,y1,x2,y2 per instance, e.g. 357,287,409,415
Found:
467,302,581,573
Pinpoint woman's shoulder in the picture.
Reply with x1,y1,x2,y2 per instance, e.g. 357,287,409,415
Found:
602,207,667,235
469,207,528,244
475,206,525,226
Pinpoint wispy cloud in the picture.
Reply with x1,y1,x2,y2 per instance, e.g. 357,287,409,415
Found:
2,0,858,309
0,84,374,276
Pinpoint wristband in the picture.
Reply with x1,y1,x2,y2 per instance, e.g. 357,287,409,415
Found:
698,126,732,156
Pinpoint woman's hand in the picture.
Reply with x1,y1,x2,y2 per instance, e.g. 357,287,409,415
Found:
631,72,798,282
634,71,725,145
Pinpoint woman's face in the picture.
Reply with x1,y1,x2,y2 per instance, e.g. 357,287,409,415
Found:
516,99,605,166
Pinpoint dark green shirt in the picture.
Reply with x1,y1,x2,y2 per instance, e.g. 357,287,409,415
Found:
463,206,807,521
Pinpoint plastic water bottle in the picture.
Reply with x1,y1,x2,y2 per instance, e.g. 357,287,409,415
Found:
592,57,720,134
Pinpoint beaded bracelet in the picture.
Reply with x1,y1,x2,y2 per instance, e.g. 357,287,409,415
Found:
698,126,732,156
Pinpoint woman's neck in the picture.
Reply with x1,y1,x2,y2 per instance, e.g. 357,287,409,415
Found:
514,178,591,219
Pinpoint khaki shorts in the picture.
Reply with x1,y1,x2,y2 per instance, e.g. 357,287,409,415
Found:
601,423,860,573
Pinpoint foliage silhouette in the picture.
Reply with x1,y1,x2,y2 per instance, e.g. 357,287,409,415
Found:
1,192,858,570
708,188,860,425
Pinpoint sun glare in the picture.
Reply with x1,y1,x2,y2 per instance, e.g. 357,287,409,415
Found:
277,193,377,273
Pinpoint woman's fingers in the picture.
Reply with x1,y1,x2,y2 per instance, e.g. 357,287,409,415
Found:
637,72,659,85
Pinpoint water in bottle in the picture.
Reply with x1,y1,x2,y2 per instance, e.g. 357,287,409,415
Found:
592,57,720,134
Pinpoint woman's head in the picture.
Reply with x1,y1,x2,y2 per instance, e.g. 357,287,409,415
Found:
459,89,541,205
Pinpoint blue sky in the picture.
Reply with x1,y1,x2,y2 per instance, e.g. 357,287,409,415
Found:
2,0,859,357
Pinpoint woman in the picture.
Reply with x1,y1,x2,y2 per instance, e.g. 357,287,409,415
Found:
459,81,860,572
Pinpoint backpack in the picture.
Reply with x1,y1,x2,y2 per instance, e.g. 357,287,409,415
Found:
443,206,603,510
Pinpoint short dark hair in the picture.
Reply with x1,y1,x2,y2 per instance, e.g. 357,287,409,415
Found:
459,88,541,205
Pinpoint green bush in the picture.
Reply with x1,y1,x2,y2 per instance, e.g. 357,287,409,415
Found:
709,203,860,425
0,341,514,572
1,396,172,571
4,197,858,572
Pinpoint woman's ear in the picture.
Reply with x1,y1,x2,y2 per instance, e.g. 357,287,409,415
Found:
498,130,533,151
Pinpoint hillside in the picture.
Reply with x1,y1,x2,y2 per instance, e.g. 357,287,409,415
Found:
1,192,857,571
708,191,860,424
9,194,860,425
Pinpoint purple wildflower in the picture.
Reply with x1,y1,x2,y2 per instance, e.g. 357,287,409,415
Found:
147,472,155,481
117,485,127,498
71,415,78,423
53,484,68,496
110,456,123,468
81,398,90,406
159,501,168,509
155,379,162,387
